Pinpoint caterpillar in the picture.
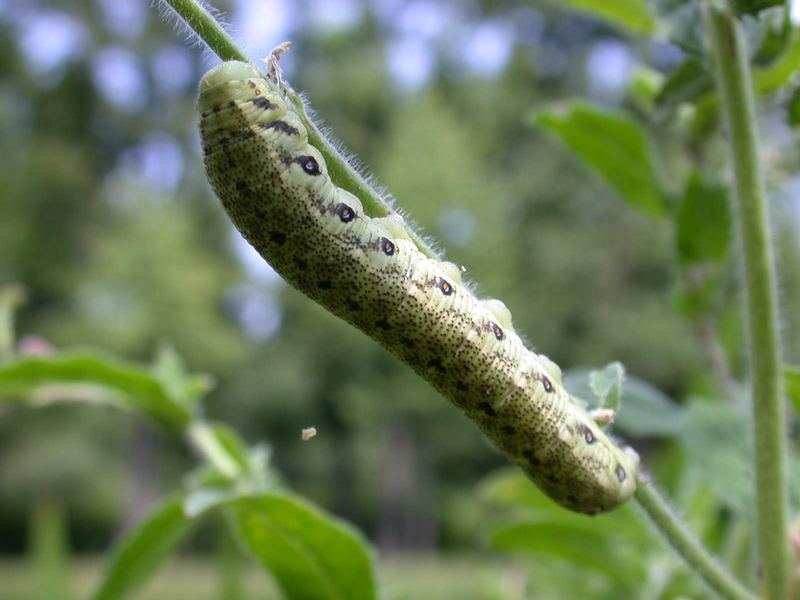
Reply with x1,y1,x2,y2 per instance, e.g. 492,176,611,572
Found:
197,58,640,515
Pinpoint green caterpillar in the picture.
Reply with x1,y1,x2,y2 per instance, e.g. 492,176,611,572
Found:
197,59,639,515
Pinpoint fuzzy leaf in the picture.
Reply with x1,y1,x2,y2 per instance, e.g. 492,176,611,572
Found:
93,496,195,600
551,0,655,34
676,174,731,264
0,354,191,427
786,366,800,412
589,362,625,412
232,493,377,600
534,103,668,217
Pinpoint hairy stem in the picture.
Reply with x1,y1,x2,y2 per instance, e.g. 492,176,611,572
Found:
635,482,757,600
283,94,439,259
162,0,440,259
704,5,790,599
160,0,247,62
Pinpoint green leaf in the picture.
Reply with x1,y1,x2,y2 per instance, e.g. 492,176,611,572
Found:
660,1,707,59
479,468,555,511
232,493,377,600
787,86,800,127
564,369,683,437
549,0,655,35
184,487,241,518
754,29,800,95
533,103,668,217
656,59,714,113
613,378,684,437
490,521,642,584
678,400,753,515
753,7,792,64
676,173,731,264
729,0,786,17
689,28,800,123
187,421,251,479
478,470,647,535
207,422,252,471
93,496,196,600
786,366,800,412
627,67,664,113
153,345,213,409
589,362,625,411
675,267,725,320
0,354,191,427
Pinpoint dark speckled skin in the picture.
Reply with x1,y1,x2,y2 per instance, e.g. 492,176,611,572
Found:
198,61,639,514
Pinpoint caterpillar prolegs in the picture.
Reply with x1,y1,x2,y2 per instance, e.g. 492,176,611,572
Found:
197,60,640,514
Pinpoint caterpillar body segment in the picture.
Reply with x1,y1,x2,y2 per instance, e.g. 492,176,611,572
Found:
198,61,639,514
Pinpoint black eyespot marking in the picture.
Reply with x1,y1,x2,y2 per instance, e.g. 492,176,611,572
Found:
584,427,595,444
294,258,308,271
336,203,356,223
227,100,236,108
541,375,553,393
347,300,362,312
318,280,332,290
251,96,276,109
439,278,453,296
375,319,392,330
235,180,248,191
299,156,321,176
381,238,395,256
270,232,286,245
456,380,468,391
478,402,497,417
616,465,626,482
566,494,578,504
502,425,516,436
491,322,505,341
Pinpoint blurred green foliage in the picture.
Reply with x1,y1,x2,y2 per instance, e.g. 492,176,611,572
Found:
0,0,799,598
0,312,378,599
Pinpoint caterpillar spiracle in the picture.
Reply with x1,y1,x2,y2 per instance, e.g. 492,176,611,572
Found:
197,59,640,515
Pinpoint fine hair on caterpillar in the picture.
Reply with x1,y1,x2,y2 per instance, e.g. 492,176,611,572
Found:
197,54,640,515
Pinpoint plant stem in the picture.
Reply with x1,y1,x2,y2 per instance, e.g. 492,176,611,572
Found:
161,0,441,259
160,0,247,62
635,482,757,600
186,422,242,479
160,0,383,219
0,285,25,365
704,4,790,599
